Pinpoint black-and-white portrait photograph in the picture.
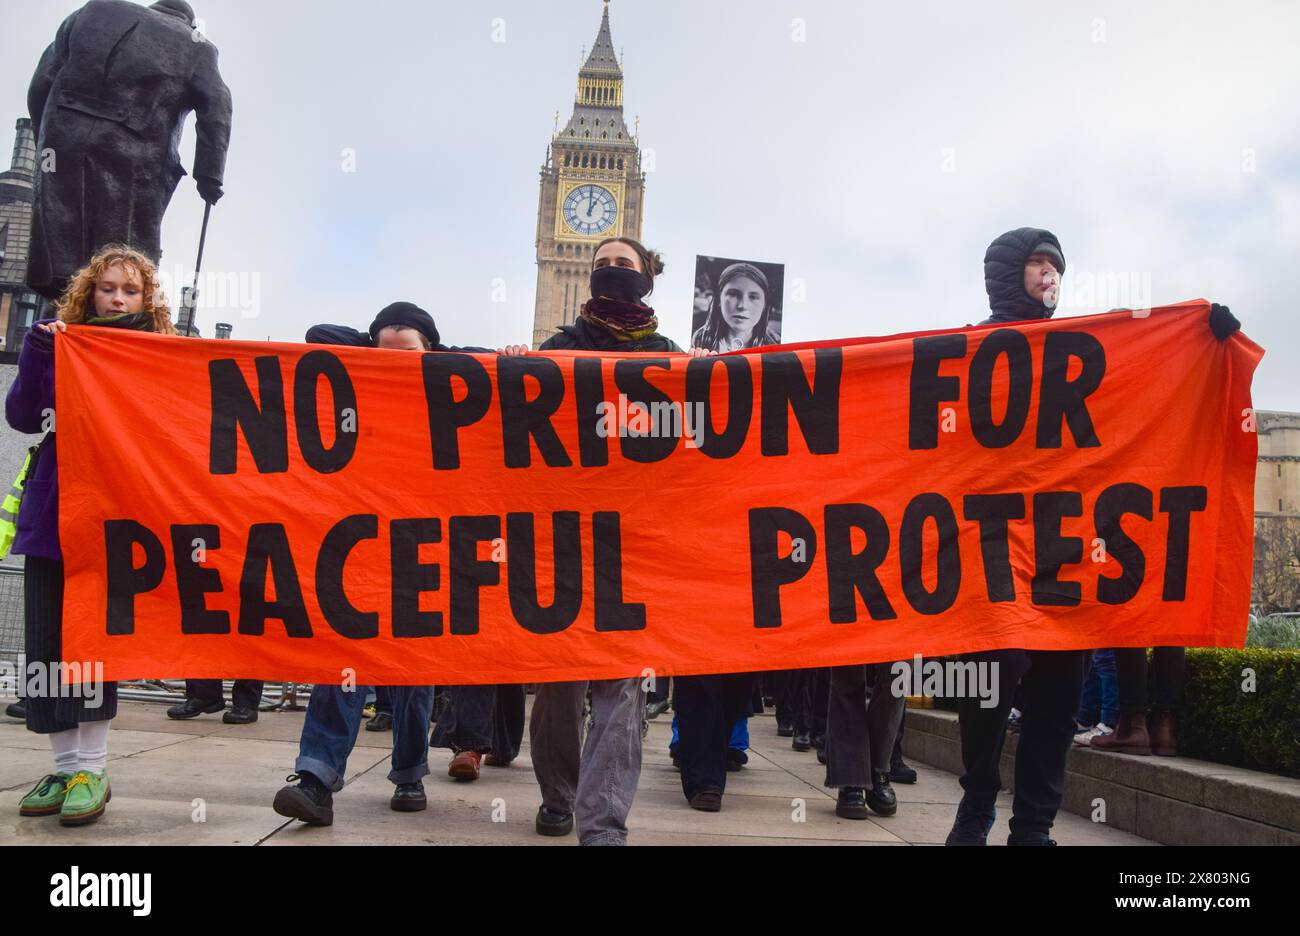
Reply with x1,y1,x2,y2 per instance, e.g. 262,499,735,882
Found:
690,255,784,351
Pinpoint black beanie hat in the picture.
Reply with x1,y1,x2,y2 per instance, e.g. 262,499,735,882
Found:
369,301,439,348
983,227,1066,322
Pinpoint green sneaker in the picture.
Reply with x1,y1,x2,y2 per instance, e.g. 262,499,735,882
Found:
59,770,111,826
18,773,72,816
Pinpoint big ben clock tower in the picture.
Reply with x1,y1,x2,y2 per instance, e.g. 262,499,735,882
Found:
531,1,645,347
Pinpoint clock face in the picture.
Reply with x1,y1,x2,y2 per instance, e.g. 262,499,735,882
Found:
563,184,618,236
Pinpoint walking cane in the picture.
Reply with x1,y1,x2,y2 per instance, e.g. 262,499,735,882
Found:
180,201,212,335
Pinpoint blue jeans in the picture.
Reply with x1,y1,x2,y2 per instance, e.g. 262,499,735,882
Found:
1075,650,1119,728
670,716,748,751
295,684,433,792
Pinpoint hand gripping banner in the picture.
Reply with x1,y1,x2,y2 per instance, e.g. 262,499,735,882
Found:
54,300,1262,684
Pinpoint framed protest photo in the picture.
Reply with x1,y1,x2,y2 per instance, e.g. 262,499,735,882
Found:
691,255,785,351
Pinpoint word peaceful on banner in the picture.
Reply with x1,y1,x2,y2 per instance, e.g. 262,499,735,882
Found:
54,300,1262,684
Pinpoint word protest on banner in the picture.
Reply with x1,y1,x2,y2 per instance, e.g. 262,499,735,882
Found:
54,300,1262,684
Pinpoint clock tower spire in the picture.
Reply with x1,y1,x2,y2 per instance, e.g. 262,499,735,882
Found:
531,1,645,347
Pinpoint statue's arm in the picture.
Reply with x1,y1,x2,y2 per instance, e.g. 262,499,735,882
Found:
188,44,233,186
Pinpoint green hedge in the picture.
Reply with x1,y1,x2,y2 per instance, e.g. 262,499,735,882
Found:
1181,648,1300,778
1246,615,1300,649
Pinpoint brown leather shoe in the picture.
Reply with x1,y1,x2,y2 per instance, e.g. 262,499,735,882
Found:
689,788,723,812
1149,709,1177,756
448,750,482,781
1090,712,1151,755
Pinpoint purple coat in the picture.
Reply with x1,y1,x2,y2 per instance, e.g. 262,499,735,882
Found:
5,320,60,561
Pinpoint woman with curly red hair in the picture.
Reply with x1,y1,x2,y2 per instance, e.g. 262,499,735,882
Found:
8,245,175,827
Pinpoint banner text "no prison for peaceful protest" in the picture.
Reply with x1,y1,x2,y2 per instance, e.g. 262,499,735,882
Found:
55,299,1262,684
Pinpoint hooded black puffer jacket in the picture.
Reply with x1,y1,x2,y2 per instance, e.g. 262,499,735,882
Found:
540,316,683,353
980,227,1066,325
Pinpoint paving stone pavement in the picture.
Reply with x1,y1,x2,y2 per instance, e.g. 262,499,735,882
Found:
0,699,1155,845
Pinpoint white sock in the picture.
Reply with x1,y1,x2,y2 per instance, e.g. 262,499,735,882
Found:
49,728,79,775
75,720,111,774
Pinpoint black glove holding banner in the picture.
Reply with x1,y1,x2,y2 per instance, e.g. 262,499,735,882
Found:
1209,303,1240,341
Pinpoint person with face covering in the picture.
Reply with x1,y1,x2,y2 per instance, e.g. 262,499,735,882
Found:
946,227,1241,846
523,236,683,844
690,262,780,351
536,237,682,353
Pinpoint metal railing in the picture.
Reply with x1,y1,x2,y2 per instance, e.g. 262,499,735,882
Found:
0,565,309,710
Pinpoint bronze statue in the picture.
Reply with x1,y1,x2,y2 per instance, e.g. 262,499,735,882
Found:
26,0,232,300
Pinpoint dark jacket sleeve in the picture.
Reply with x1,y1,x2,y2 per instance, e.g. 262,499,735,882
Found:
187,40,232,185
305,324,372,347
441,345,493,354
6,321,57,434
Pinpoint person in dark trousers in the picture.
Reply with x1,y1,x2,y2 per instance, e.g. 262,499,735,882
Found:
430,684,526,780
273,302,489,826
1089,647,1185,755
946,228,1241,846
780,667,829,753
645,676,671,720
890,717,918,783
674,673,757,811
946,227,1083,847
771,670,795,736
521,235,698,841
167,679,263,724
825,663,906,818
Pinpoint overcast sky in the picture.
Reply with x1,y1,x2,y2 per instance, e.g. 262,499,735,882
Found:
1,0,1296,409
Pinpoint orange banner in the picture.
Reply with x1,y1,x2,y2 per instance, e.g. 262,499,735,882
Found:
54,300,1262,684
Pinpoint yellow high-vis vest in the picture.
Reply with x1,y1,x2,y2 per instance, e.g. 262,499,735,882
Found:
0,443,40,559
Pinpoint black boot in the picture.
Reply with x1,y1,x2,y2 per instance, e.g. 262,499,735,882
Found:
167,697,224,719
390,780,427,812
535,805,574,836
945,795,996,846
889,754,918,784
865,770,897,816
792,731,812,752
223,706,258,724
273,772,334,826
836,787,870,820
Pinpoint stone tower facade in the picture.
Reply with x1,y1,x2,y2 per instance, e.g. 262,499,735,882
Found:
531,1,645,348
0,118,41,353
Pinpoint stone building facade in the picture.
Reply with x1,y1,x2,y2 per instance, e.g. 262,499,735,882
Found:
0,118,41,353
